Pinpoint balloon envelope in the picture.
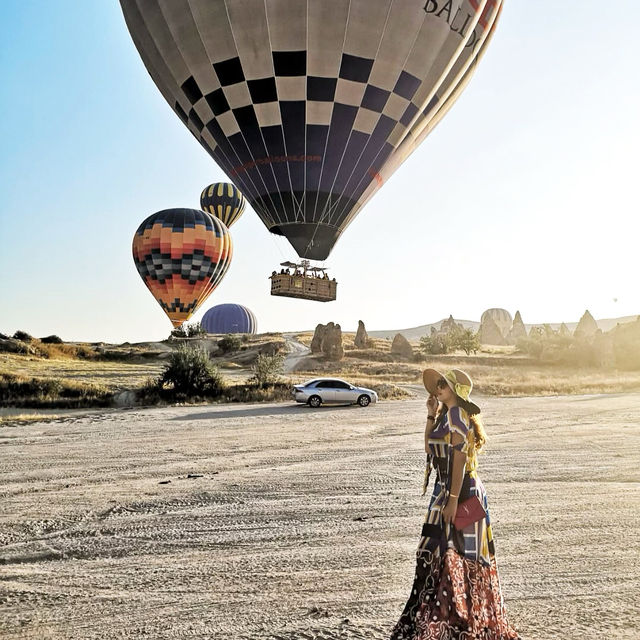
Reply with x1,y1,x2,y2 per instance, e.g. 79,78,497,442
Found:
201,303,257,334
200,182,246,228
132,208,232,327
121,0,502,260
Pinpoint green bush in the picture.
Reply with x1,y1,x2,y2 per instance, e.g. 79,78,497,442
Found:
40,335,63,344
449,327,480,355
169,325,189,339
420,333,451,355
187,322,207,337
160,345,225,396
13,330,33,342
250,352,285,387
218,334,243,353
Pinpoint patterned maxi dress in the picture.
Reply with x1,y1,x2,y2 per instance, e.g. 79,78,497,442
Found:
389,406,521,640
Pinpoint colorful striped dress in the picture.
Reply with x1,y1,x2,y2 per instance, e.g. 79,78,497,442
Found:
389,406,521,640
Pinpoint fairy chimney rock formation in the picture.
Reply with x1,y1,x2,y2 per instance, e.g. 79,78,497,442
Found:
574,310,598,338
354,320,369,348
322,322,344,361
440,314,463,334
478,315,507,346
508,310,527,343
391,333,414,358
559,323,570,337
481,308,512,338
310,323,326,354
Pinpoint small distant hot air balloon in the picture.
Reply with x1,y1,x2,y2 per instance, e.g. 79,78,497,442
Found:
200,182,246,228
132,208,232,327
201,304,257,335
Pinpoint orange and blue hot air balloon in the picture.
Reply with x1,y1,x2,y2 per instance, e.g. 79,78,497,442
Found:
132,208,232,327
200,182,246,228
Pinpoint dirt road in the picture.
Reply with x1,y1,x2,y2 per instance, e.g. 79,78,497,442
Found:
1,394,639,639
283,334,311,373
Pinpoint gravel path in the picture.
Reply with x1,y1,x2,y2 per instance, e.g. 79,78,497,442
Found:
1,394,639,639
283,334,311,373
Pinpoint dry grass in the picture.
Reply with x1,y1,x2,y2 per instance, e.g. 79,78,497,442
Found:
0,371,114,409
296,352,640,396
1,354,164,391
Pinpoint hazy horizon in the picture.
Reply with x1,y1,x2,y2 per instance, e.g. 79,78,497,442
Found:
1,1,638,343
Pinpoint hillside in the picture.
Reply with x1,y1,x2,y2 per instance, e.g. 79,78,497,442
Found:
365,314,638,341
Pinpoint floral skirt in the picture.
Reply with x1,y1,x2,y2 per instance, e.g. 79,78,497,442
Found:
389,546,521,640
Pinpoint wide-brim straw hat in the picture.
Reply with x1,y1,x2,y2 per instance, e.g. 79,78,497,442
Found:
423,367,481,415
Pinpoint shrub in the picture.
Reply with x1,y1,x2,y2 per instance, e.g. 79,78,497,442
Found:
40,335,63,344
516,336,544,358
169,325,189,339
250,352,285,387
0,372,112,408
160,345,225,396
185,321,207,337
450,327,480,355
420,333,451,355
13,330,33,342
223,381,292,402
218,334,243,353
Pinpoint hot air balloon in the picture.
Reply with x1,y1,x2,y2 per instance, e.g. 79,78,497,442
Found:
200,182,246,228
132,208,232,327
120,0,503,261
201,303,257,334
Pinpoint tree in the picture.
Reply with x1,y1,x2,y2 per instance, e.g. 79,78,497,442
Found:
250,353,285,388
450,328,480,355
420,333,451,355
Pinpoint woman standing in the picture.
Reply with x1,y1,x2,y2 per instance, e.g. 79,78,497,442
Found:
389,368,521,640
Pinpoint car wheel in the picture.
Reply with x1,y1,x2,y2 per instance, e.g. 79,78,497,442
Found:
308,395,322,408
357,394,371,407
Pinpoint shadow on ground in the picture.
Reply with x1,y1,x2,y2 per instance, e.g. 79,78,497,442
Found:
174,403,365,421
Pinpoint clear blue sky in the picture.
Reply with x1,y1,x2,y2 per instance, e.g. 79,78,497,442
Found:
1,1,638,343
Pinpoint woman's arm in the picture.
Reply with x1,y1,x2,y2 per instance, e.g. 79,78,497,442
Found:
424,394,438,452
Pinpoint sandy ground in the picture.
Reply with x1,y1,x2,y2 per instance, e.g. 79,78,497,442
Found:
1,393,639,640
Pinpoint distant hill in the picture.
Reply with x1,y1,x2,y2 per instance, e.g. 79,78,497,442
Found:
365,315,638,341
368,319,478,341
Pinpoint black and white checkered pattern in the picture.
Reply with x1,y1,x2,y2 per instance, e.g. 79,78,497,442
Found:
121,0,503,260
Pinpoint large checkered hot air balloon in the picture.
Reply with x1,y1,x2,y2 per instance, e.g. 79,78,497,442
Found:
132,208,232,327
121,0,502,260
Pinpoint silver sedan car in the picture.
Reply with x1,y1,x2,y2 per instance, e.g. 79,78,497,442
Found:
292,378,378,407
